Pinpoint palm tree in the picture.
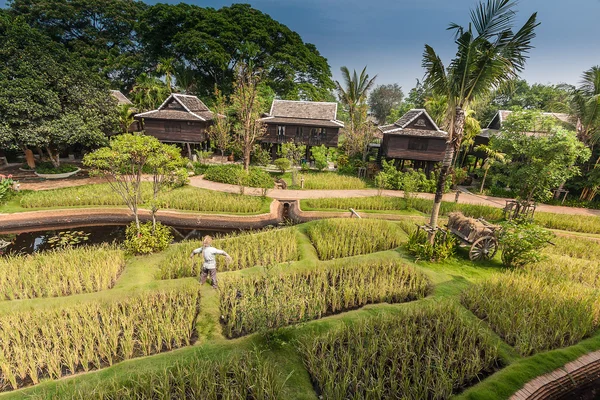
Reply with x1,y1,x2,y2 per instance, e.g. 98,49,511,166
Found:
475,144,505,193
336,66,377,131
117,104,135,134
173,63,196,94
130,73,168,111
157,57,175,93
422,0,538,233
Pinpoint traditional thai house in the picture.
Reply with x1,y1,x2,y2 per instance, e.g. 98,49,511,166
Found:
259,100,344,159
378,109,448,176
110,90,140,132
134,93,214,156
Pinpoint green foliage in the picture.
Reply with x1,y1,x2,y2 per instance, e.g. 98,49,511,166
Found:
34,162,78,174
157,228,299,279
124,221,173,255
295,171,367,190
534,212,600,234
462,272,598,356
46,230,90,248
300,302,499,400
203,163,272,189
251,144,271,167
498,220,554,267
306,219,405,259
274,157,291,173
376,161,450,193
311,145,329,170
0,245,124,300
220,259,430,337
0,175,16,204
368,83,404,123
407,228,456,261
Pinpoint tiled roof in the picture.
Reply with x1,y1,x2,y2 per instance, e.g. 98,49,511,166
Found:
110,90,133,106
260,116,343,128
270,100,338,121
393,109,423,128
134,93,214,121
378,109,448,138
173,94,210,112
134,110,214,121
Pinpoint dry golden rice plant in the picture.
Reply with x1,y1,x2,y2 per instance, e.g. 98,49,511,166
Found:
157,228,299,279
462,271,599,356
220,259,430,337
0,245,124,300
306,218,405,259
534,212,600,235
543,235,600,260
303,196,406,211
526,255,600,288
0,288,200,392
300,302,499,400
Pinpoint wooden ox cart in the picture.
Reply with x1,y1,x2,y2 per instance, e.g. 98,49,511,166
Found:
447,212,500,261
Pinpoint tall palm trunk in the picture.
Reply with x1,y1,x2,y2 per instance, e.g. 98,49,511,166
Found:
429,107,464,242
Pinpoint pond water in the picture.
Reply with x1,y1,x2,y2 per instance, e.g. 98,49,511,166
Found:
0,225,238,256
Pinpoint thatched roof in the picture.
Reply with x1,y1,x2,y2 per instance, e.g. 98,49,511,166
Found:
135,93,214,121
260,100,344,127
110,90,133,106
378,109,448,139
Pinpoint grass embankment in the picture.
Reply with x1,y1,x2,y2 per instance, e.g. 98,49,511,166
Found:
6,184,270,214
2,218,600,399
0,245,124,300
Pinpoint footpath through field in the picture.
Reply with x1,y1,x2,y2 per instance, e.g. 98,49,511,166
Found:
188,176,600,218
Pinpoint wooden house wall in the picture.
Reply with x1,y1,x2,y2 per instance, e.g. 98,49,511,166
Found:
261,124,339,147
140,119,210,143
382,135,446,162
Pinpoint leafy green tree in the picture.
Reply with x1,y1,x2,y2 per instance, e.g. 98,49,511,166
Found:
491,111,590,202
278,142,306,186
336,66,377,131
311,145,329,171
208,87,232,157
9,0,147,90
130,73,169,111
474,144,505,193
156,57,175,93
117,104,136,134
274,158,291,173
422,0,538,233
368,83,403,123
137,3,334,99
0,15,118,167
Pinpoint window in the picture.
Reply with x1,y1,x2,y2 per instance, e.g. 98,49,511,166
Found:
277,126,286,137
164,121,181,133
408,138,428,151
296,127,303,138
319,128,327,140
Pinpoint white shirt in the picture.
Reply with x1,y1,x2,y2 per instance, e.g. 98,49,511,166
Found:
192,246,228,269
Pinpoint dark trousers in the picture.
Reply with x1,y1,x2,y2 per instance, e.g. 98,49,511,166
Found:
200,268,218,288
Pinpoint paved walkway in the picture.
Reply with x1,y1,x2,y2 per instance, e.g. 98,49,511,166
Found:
188,176,600,217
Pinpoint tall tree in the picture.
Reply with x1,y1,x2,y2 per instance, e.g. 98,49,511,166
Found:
208,87,232,158
130,73,169,111
422,0,538,234
336,66,377,131
231,62,267,171
156,57,175,93
368,83,404,123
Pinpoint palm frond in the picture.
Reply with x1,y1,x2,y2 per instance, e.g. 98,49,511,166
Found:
422,45,448,97
470,0,515,39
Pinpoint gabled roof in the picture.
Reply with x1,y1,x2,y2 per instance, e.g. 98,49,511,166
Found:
260,100,344,127
378,109,448,139
110,90,133,106
134,93,214,121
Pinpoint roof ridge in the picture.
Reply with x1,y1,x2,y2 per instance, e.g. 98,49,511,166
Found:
273,99,338,105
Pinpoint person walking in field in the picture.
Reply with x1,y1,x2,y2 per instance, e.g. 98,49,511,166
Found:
189,235,232,289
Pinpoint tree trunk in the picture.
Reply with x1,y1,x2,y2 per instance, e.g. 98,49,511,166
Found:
243,144,251,171
480,167,488,193
45,147,60,168
428,107,464,243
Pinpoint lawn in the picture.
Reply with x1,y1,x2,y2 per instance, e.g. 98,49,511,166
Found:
1,217,599,399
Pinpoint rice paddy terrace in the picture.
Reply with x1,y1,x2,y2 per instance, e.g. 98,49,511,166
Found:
1,215,600,399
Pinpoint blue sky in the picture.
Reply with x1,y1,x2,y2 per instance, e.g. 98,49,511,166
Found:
3,0,599,92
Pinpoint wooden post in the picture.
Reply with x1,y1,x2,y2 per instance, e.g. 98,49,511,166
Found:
186,143,192,159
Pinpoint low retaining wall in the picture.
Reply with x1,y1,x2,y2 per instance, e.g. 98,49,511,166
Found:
510,350,600,399
0,201,283,233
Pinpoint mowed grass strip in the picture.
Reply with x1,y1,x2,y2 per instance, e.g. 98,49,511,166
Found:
18,183,267,214
0,288,200,392
157,228,299,279
220,259,431,338
462,272,599,356
306,219,405,259
27,351,285,400
300,302,499,400
0,245,125,300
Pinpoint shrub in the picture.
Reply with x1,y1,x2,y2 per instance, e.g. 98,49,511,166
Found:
300,302,499,399
203,164,273,189
0,288,200,391
220,259,430,337
498,220,554,267
157,228,299,279
274,157,291,173
34,162,78,174
407,228,456,261
0,174,17,204
0,245,124,300
311,145,329,170
192,162,209,175
124,221,173,255
462,272,599,356
251,144,271,167
306,219,405,259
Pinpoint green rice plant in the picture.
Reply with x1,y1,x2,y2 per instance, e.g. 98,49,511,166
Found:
0,245,124,300
18,183,267,214
27,350,285,400
534,212,600,234
220,259,430,337
298,172,368,190
543,235,600,260
303,196,407,211
0,288,200,392
526,255,600,288
306,219,405,259
462,271,599,356
157,228,299,279
299,302,499,400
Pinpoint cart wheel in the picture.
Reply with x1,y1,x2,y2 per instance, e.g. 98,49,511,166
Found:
469,236,498,261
